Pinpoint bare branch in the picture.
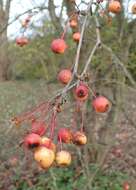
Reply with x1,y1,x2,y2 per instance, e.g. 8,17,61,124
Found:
102,44,136,87
0,6,48,35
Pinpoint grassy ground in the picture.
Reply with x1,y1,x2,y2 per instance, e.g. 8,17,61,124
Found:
0,80,55,125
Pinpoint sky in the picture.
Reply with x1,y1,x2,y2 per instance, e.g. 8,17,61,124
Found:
8,0,92,38
8,0,63,38
7,0,135,38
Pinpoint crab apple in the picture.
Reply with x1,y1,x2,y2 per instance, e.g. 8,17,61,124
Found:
31,120,47,136
24,133,41,149
58,128,72,143
108,1,121,14
72,131,87,145
92,96,110,113
123,182,130,190
41,137,56,152
34,147,55,169
132,4,136,14
22,20,28,28
21,19,30,28
26,15,32,22
69,20,78,28
97,0,103,4
58,69,72,84
16,37,28,47
74,83,89,101
56,151,72,166
51,39,67,54
73,32,80,42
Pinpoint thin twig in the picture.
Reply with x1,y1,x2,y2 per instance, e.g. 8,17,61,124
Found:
102,44,136,87
0,6,48,35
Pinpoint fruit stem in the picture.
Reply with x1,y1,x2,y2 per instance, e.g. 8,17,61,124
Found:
49,108,57,140
80,104,85,132
58,137,63,151
89,87,97,98
60,20,69,39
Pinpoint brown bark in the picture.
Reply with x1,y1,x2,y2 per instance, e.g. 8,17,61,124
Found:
0,0,11,81
48,0,62,34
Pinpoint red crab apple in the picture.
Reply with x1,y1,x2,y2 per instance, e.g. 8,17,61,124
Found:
58,128,72,143
92,96,110,113
41,137,56,152
31,120,47,136
73,32,80,42
74,83,89,101
108,1,121,14
58,69,72,84
97,0,104,3
123,182,130,190
56,150,72,166
72,131,87,145
69,20,78,28
16,37,28,47
24,133,41,149
34,146,55,169
51,39,67,54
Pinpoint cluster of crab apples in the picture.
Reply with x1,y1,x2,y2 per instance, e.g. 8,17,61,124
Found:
23,120,88,169
23,92,110,170
22,66,111,169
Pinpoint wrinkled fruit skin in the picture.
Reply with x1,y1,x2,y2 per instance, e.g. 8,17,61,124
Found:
92,96,110,113
58,128,72,143
16,37,28,47
24,133,41,149
51,39,67,54
74,83,89,101
56,151,71,166
72,131,87,145
69,20,78,28
73,32,80,42
123,182,130,190
108,1,121,14
34,147,55,169
58,69,72,84
132,4,136,14
41,137,56,152
31,120,46,136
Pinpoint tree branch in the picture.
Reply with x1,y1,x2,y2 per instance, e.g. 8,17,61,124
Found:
48,0,62,32
0,6,48,35
102,44,136,87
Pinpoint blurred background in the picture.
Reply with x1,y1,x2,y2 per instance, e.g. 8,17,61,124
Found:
0,0,136,189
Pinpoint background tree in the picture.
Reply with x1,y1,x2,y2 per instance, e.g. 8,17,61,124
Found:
0,0,12,80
